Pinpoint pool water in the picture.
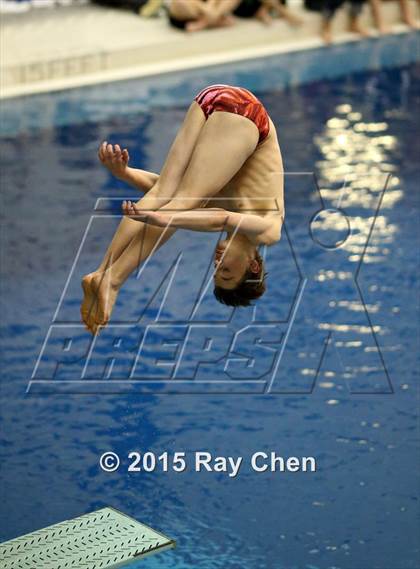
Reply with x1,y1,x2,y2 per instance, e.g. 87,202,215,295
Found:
0,55,419,568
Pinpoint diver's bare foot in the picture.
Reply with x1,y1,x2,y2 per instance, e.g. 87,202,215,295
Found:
91,270,120,328
86,297,101,336
81,272,99,331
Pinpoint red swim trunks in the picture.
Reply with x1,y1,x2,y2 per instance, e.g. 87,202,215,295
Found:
194,84,270,144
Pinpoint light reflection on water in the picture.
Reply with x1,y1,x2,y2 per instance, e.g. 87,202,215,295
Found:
308,95,412,392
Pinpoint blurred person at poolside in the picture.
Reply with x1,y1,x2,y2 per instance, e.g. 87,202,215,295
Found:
369,0,419,32
233,0,302,27
92,0,149,13
167,0,240,31
81,85,284,333
305,0,369,42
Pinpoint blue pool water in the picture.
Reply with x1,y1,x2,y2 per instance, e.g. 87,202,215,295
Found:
0,39,419,568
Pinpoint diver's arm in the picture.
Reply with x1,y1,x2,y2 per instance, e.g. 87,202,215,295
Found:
170,208,283,244
98,141,159,192
123,202,282,243
122,205,228,232
121,167,159,192
223,211,282,244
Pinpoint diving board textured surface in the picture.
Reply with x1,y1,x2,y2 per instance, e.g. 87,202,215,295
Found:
0,507,175,568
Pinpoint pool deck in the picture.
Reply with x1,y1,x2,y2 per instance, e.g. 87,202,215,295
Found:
0,1,418,98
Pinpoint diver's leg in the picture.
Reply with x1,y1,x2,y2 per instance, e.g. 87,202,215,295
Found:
161,110,259,211
81,102,205,330
150,101,206,202
81,194,167,331
87,223,177,332
96,102,205,270
94,99,205,269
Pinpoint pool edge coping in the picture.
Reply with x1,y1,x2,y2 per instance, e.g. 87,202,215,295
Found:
0,24,415,100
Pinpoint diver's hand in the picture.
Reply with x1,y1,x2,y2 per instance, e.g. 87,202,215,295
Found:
98,142,130,180
122,201,230,233
122,201,166,226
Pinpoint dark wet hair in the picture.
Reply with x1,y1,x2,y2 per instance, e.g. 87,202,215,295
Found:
213,251,267,307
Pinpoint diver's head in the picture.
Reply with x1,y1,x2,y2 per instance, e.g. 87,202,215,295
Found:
213,236,267,307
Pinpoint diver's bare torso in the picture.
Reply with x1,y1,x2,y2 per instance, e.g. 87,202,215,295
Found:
202,118,284,226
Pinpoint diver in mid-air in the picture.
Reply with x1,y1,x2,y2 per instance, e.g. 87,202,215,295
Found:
81,85,284,334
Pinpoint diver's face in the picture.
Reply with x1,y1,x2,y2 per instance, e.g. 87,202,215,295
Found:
213,239,251,289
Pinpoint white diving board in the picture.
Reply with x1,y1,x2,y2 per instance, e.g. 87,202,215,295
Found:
0,507,175,568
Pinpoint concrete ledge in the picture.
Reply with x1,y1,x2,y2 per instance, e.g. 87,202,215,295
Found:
0,1,418,98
